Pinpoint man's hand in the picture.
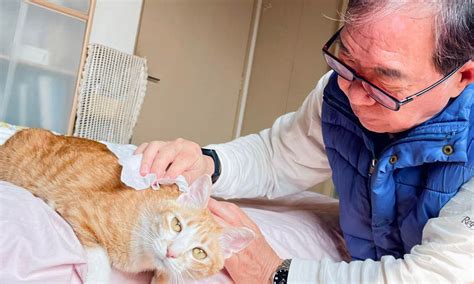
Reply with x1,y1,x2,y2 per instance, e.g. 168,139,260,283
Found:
134,139,214,184
208,199,283,284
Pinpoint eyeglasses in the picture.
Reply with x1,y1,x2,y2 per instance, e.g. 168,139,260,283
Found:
322,26,463,111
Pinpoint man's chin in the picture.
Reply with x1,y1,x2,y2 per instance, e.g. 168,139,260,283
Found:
358,119,391,133
359,119,414,134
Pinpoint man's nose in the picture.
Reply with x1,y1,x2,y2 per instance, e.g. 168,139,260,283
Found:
339,77,376,107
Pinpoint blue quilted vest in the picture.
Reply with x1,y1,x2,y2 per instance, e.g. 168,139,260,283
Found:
321,72,474,260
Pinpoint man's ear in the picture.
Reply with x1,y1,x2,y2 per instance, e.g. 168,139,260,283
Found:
458,60,474,89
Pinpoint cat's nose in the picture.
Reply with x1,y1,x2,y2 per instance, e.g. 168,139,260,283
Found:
166,248,177,258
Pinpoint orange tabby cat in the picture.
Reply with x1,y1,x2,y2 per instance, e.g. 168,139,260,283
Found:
0,128,254,283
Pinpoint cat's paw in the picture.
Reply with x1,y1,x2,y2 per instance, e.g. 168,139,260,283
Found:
85,247,111,284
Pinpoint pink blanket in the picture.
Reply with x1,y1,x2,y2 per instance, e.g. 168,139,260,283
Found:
0,181,344,283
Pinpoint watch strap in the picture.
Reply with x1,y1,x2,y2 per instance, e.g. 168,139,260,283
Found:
201,148,221,184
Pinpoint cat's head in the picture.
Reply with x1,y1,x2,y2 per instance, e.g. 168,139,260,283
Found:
138,175,255,280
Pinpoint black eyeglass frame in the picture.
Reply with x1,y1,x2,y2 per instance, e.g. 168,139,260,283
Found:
322,26,463,111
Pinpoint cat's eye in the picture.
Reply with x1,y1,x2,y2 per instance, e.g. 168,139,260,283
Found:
171,217,182,232
192,247,207,260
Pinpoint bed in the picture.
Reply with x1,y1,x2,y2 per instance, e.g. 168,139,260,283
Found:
0,121,346,283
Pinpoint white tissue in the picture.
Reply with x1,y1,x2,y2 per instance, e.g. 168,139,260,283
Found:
102,142,189,192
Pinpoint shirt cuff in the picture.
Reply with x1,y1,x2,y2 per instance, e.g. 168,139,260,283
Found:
287,258,320,284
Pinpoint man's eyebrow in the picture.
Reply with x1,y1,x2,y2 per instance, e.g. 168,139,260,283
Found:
338,38,351,55
374,67,405,80
339,36,406,80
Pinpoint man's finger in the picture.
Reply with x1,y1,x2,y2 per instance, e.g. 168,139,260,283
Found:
224,253,239,270
208,199,242,226
141,141,166,175
209,211,230,227
134,142,149,155
207,198,224,216
150,150,176,179
164,153,195,179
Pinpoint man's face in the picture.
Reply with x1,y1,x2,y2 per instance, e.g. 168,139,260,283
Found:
337,10,463,133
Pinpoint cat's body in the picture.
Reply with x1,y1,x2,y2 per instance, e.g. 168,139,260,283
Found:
0,129,253,283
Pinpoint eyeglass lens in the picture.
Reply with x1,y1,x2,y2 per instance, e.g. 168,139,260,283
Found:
323,53,398,110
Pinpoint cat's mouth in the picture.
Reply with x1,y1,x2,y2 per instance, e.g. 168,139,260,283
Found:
152,250,169,270
155,250,179,263
154,256,166,267
152,246,179,269
154,254,178,273
159,257,182,277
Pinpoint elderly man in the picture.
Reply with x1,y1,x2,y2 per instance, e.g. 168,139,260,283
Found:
137,0,473,282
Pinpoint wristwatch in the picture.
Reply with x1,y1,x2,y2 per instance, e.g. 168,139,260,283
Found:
271,259,292,284
201,148,221,184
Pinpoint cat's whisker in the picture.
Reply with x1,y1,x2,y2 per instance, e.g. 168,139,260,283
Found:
165,264,176,284
166,261,181,284
184,269,196,281
170,275,177,284
132,224,155,243
171,261,186,284
177,273,185,284
174,272,185,284
131,219,159,241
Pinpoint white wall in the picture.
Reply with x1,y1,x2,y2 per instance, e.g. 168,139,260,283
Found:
89,0,143,54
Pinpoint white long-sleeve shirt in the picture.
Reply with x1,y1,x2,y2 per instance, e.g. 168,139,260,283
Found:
209,71,474,283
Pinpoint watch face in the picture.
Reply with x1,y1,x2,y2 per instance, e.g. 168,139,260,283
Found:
273,269,289,284
272,259,291,284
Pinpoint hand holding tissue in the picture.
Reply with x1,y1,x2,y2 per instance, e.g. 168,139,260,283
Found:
104,142,189,192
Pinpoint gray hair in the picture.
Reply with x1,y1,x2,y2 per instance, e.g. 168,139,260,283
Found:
343,0,473,75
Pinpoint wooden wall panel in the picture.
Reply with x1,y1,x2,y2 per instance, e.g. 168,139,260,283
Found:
240,0,343,196
133,0,255,146
241,0,341,135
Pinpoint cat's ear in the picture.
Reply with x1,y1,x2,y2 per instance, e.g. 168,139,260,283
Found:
176,174,212,209
220,227,255,259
